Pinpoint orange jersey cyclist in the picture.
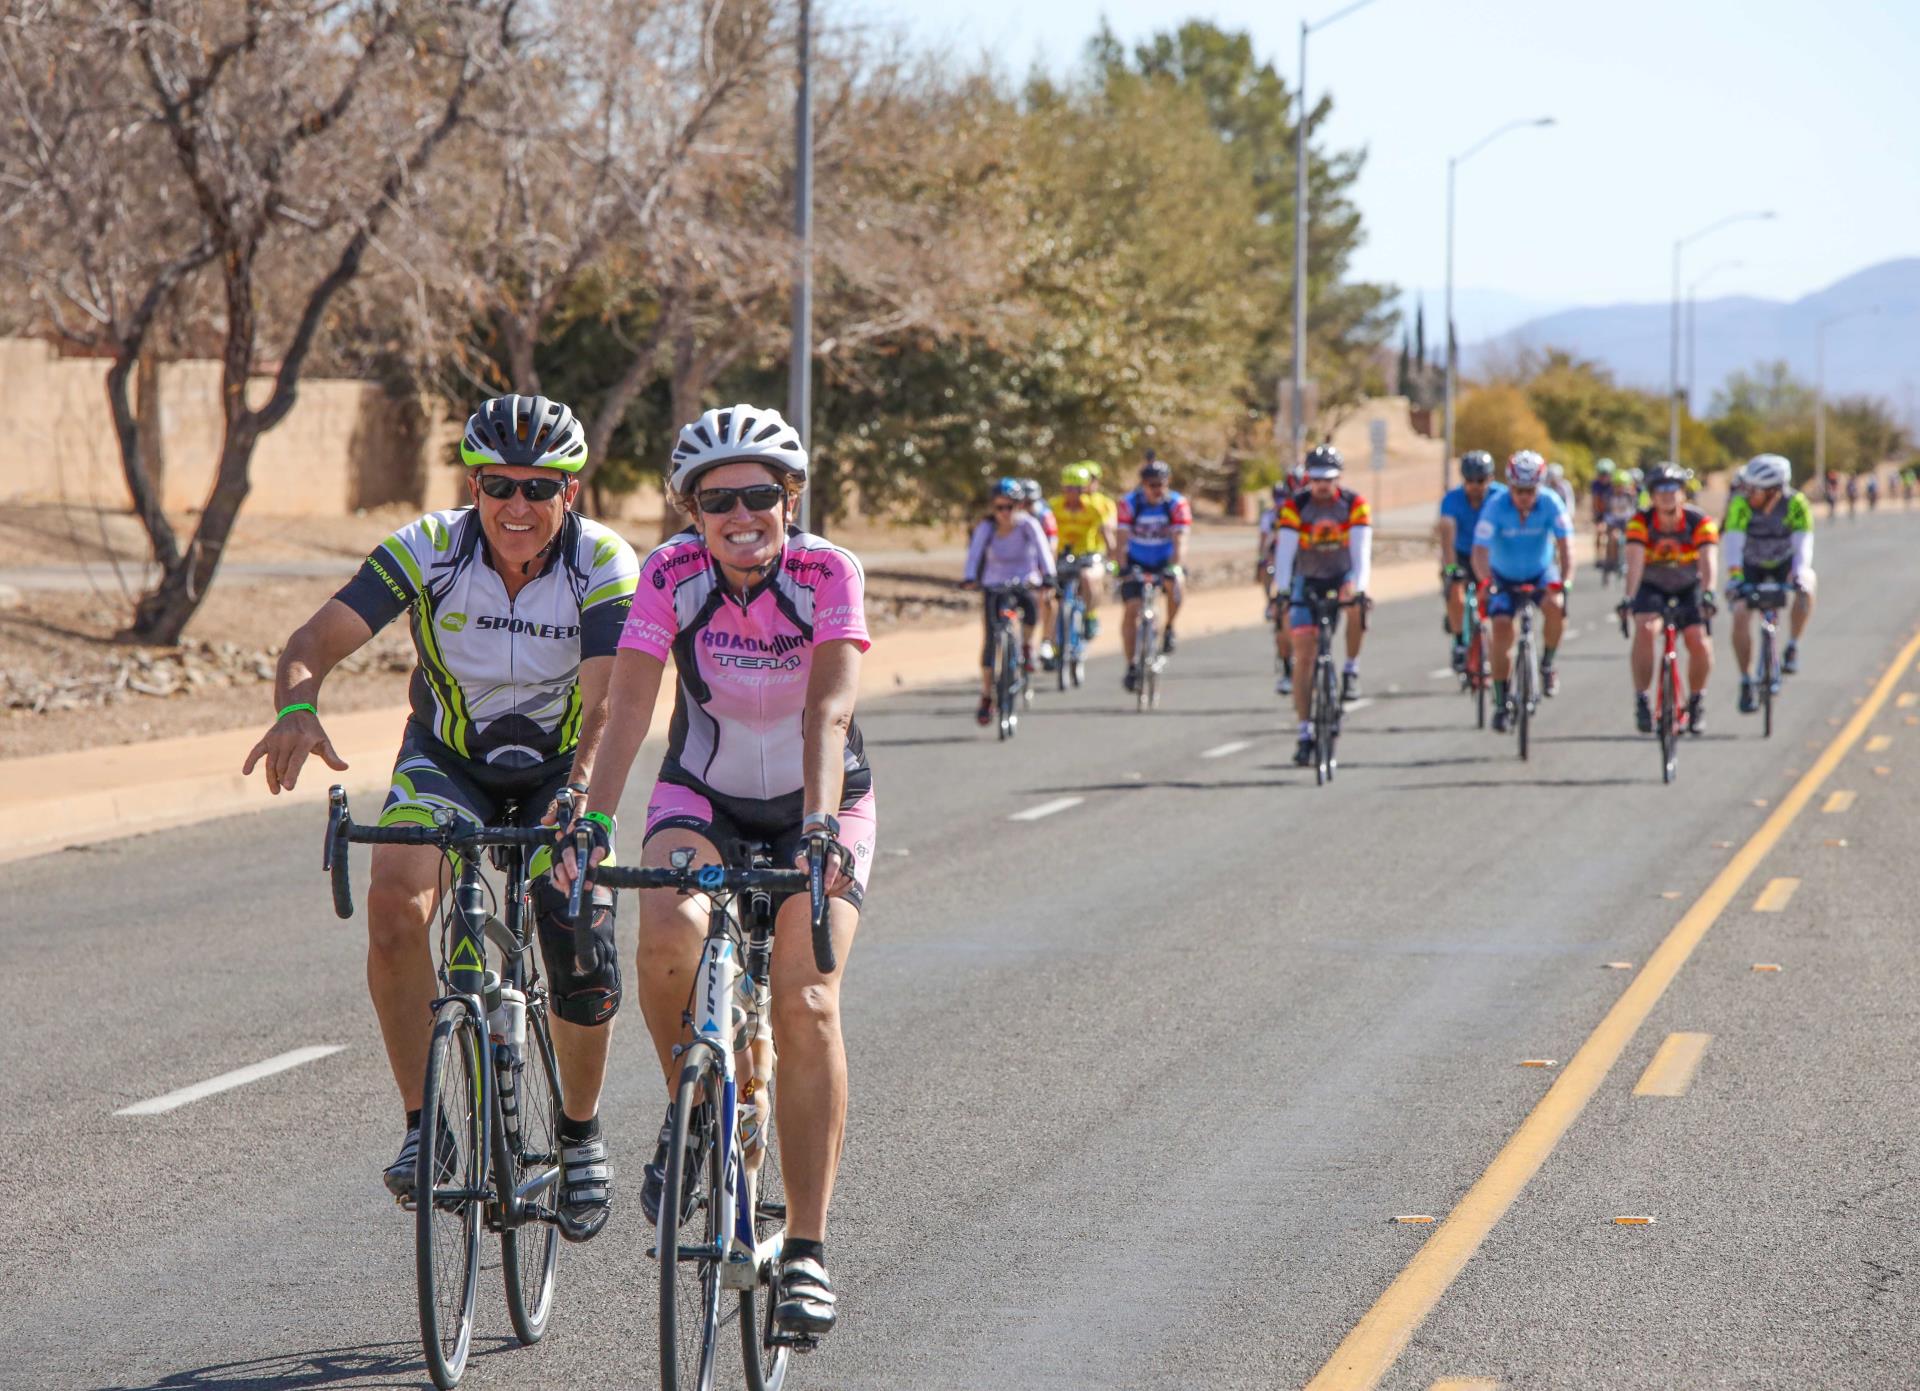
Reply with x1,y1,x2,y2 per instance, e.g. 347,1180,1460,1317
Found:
1621,462,1719,735
1273,445,1373,765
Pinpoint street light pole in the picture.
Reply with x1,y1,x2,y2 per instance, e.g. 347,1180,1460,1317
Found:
1684,259,1742,412
1442,115,1554,495
788,0,814,534
1669,210,1774,464
1815,306,1880,491
1291,0,1381,471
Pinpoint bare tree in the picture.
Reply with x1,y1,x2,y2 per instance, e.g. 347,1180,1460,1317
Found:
0,0,519,643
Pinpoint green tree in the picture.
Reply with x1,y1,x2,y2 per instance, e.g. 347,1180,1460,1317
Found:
1456,385,1551,460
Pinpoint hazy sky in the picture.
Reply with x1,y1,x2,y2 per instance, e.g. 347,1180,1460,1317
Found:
879,0,1920,315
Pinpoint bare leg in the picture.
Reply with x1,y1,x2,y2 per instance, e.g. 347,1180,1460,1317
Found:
549,1016,613,1125
769,894,861,1243
1489,616,1516,682
1290,627,1316,722
365,842,447,1112
1790,590,1813,642
1730,604,1755,673
635,829,721,1087
1631,616,1659,692
1684,625,1713,695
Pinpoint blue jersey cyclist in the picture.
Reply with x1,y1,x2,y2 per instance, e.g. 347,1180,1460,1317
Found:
1437,450,1508,675
1471,449,1575,731
1115,452,1192,690
242,394,638,1242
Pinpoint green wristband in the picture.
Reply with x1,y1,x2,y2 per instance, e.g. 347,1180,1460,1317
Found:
276,702,317,722
581,811,616,834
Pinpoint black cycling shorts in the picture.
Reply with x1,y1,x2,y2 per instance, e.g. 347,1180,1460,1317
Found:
1631,582,1706,630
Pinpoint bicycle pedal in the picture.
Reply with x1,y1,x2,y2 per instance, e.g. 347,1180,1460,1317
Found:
768,1331,821,1353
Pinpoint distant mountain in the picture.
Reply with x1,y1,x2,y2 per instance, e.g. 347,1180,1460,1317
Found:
1394,288,1574,346
1464,259,1920,418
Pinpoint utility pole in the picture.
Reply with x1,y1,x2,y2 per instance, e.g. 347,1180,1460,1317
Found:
788,0,814,534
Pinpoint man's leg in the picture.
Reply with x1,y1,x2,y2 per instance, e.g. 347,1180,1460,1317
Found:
1630,615,1659,691
1730,602,1755,673
1489,616,1516,683
1446,577,1465,638
1790,588,1814,642
1120,597,1142,665
1684,624,1713,696
365,842,449,1111
1290,626,1317,723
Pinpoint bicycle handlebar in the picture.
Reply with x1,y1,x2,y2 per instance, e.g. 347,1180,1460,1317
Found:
323,785,552,922
594,855,838,973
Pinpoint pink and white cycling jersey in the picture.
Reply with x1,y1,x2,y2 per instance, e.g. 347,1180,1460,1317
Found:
619,529,872,803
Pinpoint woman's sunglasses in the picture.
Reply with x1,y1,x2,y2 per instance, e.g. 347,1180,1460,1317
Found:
992,501,1015,512
476,474,567,503
697,483,786,516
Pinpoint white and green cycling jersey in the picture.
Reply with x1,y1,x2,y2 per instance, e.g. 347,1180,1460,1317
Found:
335,507,639,768
1723,488,1812,580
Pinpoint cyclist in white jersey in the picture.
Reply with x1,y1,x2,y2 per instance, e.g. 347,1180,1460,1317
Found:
243,395,638,1241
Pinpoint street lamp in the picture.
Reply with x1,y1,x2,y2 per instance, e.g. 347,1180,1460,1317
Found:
1291,0,1382,470
789,0,814,533
1669,210,1774,463
1442,115,1555,491
1814,306,1880,491
1684,259,1743,413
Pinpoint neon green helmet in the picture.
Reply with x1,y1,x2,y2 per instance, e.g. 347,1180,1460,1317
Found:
1062,462,1096,487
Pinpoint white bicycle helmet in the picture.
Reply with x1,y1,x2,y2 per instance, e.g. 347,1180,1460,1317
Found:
668,404,809,494
1744,453,1791,490
1507,450,1547,486
460,394,589,472
1596,457,1616,476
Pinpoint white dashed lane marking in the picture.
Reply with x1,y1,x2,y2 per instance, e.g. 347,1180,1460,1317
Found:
117,1045,347,1116
1008,796,1084,823
1202,741,1252,759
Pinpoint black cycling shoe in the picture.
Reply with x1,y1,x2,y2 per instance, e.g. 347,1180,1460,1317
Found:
1635,693,1653,734
1492,702,1511,734
1542,664,1559,698
975,697,991,727
1292,737,1315,767
1782,642,1800,675
774,1254,838,1338
1122,667,1139,693
640,1103,708,1227
1340,670,1361,703
1738,678,1757,714
555,1131,612,1243
1449,643,1467,675
1687,692,1705,736
1161,627,1177,655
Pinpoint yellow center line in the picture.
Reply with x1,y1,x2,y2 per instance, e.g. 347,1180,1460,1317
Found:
1753,877,1800,912
1633,1032,1713,1096
1866,734,1892,752
1821,789,1856,813
1303,624,1920,1391
1429,1381,1501,1391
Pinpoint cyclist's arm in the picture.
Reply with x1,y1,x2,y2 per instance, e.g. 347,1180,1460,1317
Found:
1348,522,1372,593
1470,542,1491,588
581,648,665,825
802,639,861,830
241,598,372,793
1436,515,1458,559
1170,497,1191,571
962,519,990,585
1696,539,1717,596
1271,527,1300,588
1623,543,1645,600
563,655,615,790
1030,516,1057,582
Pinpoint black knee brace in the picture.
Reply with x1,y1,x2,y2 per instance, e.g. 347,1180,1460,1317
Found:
530,879,621,1026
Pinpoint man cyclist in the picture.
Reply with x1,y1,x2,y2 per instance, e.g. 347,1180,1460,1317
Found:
1621,462,1719,734
1547,461,1576,513
241,394,638,1242
1470,450,1573,732
1437,450,1507,674
1589,458,1618,530
1276,445,1373,763
1116,456,1191,688
1259,479,1294,692
1724,452,1815,711
1049,461,1118,642
561,403,872,1341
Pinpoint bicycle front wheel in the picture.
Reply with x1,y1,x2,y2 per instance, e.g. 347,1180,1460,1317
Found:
1759,624,1776,740
660,1047,724,1391
1516,638,1532,762
1658,659,1678,784
1315,657,1336,785
1055,597,1071,691
1136,611,1154,713
417,1004,485,1390
741,1074,790,1391
996,627,1018,740
501,1004,562,1346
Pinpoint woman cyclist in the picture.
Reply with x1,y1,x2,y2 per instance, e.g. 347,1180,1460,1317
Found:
562,404,871,1342
962,477,1056,725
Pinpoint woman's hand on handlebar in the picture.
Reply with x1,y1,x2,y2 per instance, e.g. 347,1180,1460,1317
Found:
793,832,854,899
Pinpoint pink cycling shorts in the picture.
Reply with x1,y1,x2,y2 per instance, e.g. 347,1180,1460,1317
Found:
641,777,877,908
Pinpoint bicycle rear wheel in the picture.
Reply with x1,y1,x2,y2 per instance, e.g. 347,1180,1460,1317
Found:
995,627,1018,740
501,1003,562,1346
1055,596,1071,692
1515,636,1533,761
741,1075,790,1391
1658,654,1678,784
660,1047,724,1391
1469,625,1487,729
417,1004,485,1391
1135,610,1154,713
1315,655,1337,785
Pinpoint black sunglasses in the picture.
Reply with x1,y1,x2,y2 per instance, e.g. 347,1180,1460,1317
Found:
477,474,567,503
696,483,786,516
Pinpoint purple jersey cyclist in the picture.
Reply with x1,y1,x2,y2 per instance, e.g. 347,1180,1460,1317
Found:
560,403,865,1344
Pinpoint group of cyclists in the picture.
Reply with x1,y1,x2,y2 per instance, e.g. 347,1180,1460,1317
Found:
234,386,1840,1373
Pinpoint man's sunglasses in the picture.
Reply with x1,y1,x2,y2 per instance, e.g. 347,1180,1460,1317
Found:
696,483,786,516
476,474,568,503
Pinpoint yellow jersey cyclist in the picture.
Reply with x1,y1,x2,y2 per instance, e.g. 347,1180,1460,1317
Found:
560,404,873,1341
242,394,639,1242
1724,452,1815,713
1047,462,1118,646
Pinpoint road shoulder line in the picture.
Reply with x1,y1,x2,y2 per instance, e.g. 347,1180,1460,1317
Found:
1304,622,1920,1391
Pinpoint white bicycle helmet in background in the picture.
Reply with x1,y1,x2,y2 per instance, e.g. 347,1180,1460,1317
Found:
669,404,809,494
1507,450,1547,487
1744,453,1792,490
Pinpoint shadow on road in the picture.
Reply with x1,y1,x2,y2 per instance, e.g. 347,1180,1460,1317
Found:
1028,777,1297,793
1384,776,1645,790
85,1340,514,1391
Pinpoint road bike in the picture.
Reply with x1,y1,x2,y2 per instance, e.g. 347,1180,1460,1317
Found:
587,841,837,1391
1304,589,1365,786
1052,554,1096,690
1741,579,1792,739
1627,592,1711,784
1456,571,1490,729
982,583,1033,740
1127,568,1176,712
323,788,572,1390
1595,521,1625,588
1499,582,1555,763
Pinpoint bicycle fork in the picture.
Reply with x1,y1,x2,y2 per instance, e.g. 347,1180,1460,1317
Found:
688,935,780,1292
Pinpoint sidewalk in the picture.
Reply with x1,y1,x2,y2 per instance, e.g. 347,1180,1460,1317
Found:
0,557,1438,864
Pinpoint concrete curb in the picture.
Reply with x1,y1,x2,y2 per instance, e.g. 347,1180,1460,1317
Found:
0,559,1439,864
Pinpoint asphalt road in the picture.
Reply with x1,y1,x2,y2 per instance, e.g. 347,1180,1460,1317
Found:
5,510,1917,1391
